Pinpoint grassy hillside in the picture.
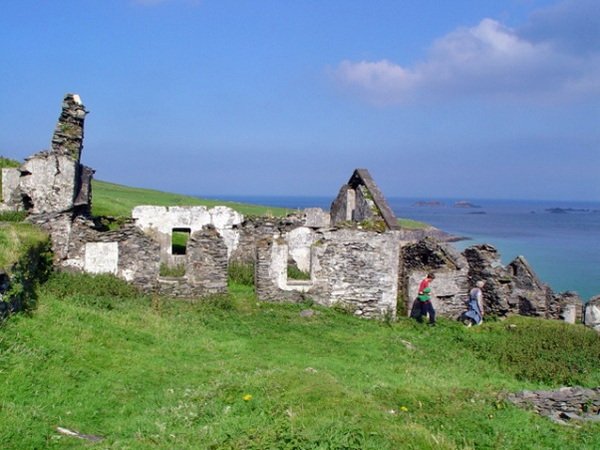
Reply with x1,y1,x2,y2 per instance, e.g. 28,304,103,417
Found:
0,273,598,449
0,164,597,448
92,179,291,218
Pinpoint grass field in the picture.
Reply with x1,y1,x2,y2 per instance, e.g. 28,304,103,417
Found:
0,273,598,449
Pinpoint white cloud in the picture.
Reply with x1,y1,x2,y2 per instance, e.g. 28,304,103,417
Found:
334,9,600,105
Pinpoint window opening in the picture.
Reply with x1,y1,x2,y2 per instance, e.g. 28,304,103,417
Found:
171,228,191,255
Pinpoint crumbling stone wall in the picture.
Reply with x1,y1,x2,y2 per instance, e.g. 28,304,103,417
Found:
330,169,400,230
1,168,21,210
507,387,600,425
401,237,470,318
229,210,328,266
256,228,399,319
70,217,159,291
584,295,600,331
28,213,160,291
464,245,559,318
158,226,228,297
2,94,93,215
399,238,583,323
132,205,242,266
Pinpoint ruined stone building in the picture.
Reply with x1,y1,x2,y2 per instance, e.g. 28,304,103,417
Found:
1,94,593,327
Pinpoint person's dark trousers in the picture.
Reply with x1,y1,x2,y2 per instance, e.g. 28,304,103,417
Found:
418,301,436,324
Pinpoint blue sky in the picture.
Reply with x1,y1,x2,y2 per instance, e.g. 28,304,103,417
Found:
1,0,598,201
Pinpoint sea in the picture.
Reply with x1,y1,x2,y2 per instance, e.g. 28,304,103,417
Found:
204,195,600,301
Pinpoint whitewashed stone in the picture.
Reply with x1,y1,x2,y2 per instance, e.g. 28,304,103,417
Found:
584,297,600,331
561,303,577,324
256,228,399,318
1,168,21,210
286,227,315,273
132,205,243,261
20,153,79,213
84,242,119,274
303,208,330,228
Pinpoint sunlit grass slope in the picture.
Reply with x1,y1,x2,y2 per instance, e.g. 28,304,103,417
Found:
0,273,598,449
92,179,290,218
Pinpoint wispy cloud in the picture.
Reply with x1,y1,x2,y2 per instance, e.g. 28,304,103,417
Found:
333,1,600,105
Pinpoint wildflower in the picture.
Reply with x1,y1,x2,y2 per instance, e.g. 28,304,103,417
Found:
243,394,253,401
400,406,409,412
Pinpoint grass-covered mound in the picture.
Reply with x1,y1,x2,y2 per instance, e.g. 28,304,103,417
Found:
0,272,598,449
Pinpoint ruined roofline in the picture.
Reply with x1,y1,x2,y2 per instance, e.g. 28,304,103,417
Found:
348,168,401,230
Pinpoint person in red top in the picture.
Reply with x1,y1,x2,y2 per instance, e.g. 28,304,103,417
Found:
416,272,436,326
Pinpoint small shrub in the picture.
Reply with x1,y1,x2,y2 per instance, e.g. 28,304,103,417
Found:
42,272,140,300
199,293,234,311
96,215,129,231
228,261,254,286
470,317,600,385
4,235,53,312
287,264,310,280
68,293,117,310
159,263,186,277
0,211,27,222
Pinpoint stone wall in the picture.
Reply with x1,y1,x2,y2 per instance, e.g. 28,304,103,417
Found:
229,211,326,265
132,205,242,266
584,295,600,331
158,226,228,297
1,168,21,210
29,214,160,292
1,93,92,215
507,387,600,425
256,228,400,319
398,238,583,323
401,237,470,318
69,218,160,292
330,168,400,230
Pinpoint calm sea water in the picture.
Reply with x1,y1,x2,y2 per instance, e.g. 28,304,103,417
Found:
204,195,600,301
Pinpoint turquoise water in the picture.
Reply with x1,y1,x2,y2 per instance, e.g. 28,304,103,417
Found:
389,198,600,301
204,195,600,301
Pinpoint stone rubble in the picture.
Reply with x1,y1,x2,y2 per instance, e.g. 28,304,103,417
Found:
507,387,600,425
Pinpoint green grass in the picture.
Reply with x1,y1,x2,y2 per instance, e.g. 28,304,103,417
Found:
0,223,49,271
0,272,598,449
159,263,186,278
92,179,291,218
398,218,429,230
